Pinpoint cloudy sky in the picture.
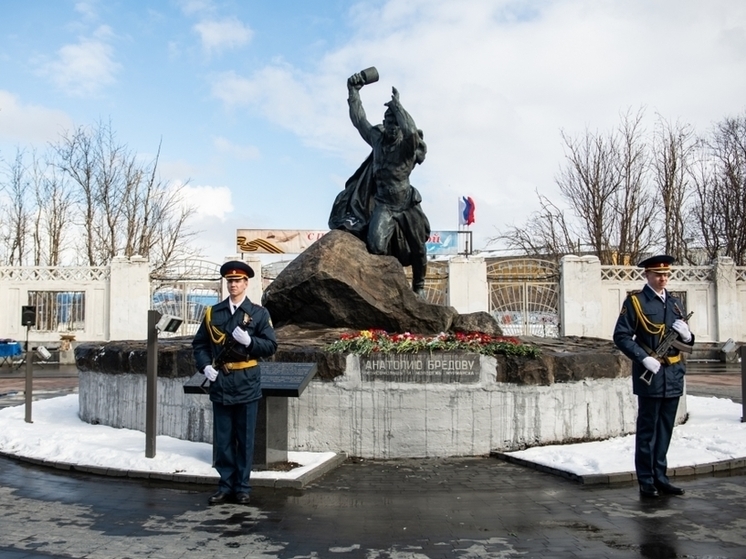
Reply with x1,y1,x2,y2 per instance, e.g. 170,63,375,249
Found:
1,0,745,263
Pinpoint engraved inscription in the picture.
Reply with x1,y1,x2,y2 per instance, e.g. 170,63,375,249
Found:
361,353,480,383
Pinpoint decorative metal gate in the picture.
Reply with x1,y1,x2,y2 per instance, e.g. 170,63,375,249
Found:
150,259,222,337
487,258,560,337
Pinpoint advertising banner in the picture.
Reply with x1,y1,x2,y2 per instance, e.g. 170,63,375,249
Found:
237,229,460,255
426,231,459,255
236,230,328,254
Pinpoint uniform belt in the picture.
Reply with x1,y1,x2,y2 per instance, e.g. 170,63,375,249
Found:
638,341,682,366
223,359,258,371
659,354,681,365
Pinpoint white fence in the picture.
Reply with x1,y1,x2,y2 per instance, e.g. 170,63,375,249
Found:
561,255,746,343
0,256,149,346
1,255,743,346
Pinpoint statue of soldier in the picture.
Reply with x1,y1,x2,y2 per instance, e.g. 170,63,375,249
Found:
329,68,430,296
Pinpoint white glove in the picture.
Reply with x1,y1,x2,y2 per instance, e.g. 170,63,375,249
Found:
671,319,692,342
203,365,218,382
642,356,661,374
232,326,252,347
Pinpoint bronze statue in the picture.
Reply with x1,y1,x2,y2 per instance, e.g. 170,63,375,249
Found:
329,67,430,296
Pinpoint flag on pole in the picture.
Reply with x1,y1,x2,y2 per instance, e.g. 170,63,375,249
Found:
458,196,475,226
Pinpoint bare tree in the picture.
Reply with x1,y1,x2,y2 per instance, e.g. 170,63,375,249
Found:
51,120,199,268
688,141,720,261
498,109,656,264
611,110,656,264
690,114,746,265
0,150,31,265
122,141,201,272
91,122,128,261
30,153,75,266
556,127,619,262
52,125,97,265
652,116,694,263
497,192,578,256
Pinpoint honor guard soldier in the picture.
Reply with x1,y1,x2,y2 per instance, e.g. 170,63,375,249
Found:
613,255,694,498
192,260,277,505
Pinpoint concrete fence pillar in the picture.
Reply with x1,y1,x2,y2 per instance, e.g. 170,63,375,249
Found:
109,256,150,340
560,255,603,337
247,256,262,303
447,257,488,314
713,256,739,342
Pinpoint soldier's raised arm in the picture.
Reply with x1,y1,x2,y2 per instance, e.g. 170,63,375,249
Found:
347,73,375,146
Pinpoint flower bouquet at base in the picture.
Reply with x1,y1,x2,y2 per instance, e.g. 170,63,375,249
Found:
325,330,540,358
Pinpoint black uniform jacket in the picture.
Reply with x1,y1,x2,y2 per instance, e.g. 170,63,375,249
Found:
613,285,694,398
192,297,277,405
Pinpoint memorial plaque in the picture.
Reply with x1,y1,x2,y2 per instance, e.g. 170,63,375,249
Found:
183,372,210,394
361,353,480,383
260,362,317,397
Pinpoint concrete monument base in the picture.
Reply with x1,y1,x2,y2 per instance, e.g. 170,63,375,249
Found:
75,337,685,460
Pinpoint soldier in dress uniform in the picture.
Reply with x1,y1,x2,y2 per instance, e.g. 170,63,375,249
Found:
613,255,695,498
192,260,277,505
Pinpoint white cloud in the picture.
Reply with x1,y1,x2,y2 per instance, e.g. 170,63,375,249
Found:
213,136,260,160
181,183,234,220
210,65,353,154
178,0,214,17
0,90,74,145
74,0,99,20
157,158,202,183
194,17,253,54
210,0,746,246
37,26,120,97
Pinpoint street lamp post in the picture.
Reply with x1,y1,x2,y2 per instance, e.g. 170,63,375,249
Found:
24,324,33,424
145,310,159,458
21,305,36,424
741,344,746,423
145,310,183,458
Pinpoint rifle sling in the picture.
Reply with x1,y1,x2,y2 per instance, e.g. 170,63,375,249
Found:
637,340,682,365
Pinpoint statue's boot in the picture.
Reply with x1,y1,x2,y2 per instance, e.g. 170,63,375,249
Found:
412,256,427,298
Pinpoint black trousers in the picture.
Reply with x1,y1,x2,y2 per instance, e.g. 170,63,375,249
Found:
635,396,679,485
212,399,259,494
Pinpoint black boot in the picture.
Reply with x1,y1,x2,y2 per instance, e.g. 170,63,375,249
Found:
411,255,427,298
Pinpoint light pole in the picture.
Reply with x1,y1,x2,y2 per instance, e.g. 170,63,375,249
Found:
741,344,746,423
21,306,36,424
145,311,183,458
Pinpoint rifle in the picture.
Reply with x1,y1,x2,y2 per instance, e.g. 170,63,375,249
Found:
640,311,694,385
213,311,252,374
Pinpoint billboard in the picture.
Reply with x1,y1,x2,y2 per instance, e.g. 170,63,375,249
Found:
426,231,459,255
236,230,328,254
237,229,460,255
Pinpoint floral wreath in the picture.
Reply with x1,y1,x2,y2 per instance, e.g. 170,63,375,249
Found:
325,329,540,358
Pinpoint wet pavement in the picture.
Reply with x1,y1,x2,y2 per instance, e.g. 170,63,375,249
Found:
686,360,743,403
1,453,746,558
0,361,744,558
0,364,79,410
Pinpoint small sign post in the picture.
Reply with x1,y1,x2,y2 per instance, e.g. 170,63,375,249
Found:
146,311,183,458
21,306,36,424
741,344,746,423
145,310,160,458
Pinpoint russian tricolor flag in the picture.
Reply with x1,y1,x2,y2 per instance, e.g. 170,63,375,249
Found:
459,196,475,226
